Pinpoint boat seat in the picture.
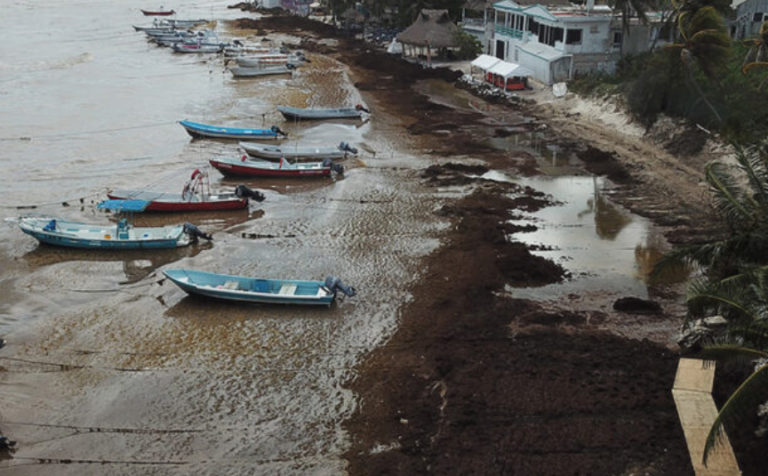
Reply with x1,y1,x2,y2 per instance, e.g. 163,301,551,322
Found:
222,281,240,290
278,284,297,295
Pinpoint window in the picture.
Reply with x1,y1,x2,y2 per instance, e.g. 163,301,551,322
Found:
754,12,763,22
566,29,582,44
553,27,564,44
529,18,538,34
613,31,622,46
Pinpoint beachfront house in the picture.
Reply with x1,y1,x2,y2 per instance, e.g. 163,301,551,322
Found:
461,0,491,42
486,0,667,84
730,0,768,39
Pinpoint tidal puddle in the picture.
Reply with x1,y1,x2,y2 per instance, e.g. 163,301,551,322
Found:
495,174,672,303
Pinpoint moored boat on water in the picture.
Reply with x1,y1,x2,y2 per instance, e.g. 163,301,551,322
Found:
234,51,306,68
173,42,225,54
239,141,357,161
163,269,356,306
17,200,212,249
210,156,343,178
179,120,287,140
141,8,176,16
277,104,370,120
108,168,265,212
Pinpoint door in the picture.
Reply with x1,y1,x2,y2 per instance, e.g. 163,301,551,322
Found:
495,39,505,60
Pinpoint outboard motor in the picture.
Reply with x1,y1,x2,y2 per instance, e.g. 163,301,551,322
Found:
338,141,358,155
286,63,297,70
270,125,287,137
183,223,213,242
324,276,356,298
235,185,265,202
355,104,370,114
322,159,345,175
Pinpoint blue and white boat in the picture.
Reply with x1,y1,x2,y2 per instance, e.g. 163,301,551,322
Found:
163,269,357,306
18,200,212,250
179,120,287,140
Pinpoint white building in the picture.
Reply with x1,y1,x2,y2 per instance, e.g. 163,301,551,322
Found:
730,0,768,39
486,0,666,84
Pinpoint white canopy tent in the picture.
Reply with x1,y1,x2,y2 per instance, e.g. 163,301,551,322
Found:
470,54,501,74
487,60,533,90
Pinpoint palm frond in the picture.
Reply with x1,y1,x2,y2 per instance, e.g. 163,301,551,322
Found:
706,162,753,223
703,364,768,464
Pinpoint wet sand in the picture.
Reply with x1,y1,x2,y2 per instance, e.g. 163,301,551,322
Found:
1,4,755,474
241,12,738,476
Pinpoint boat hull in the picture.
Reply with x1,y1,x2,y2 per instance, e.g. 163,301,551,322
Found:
179,120,282,140
210,158,331,178
107,191,247,212
277,105,362,120
19,219,190,250
142,9,175,16
229,66,292,78
239,142,349,161
164,269,335,306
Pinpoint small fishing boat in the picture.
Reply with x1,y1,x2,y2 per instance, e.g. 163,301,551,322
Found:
163,269,356,306
234,52,306,68
141,8,176,16
229,65,293,78
133,24,173,32
223,43,274,57
179,120,287,140
277,104,370,121
210,156,343,178
108,168,265,212
240,141,357,161
173,42,225,54
167,19,209,28
17,200,212,249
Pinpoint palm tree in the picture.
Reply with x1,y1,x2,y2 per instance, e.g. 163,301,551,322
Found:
656,142,768,464
665,6,731,123
609,0,650,35
655,141,768,282
684,271,768,464
742,21,768,89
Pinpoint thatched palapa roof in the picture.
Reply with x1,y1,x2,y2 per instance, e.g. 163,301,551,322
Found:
396,9,460,48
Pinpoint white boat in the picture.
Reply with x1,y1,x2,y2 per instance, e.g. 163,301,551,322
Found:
240,141,357,161
235,51,306,68
223,43,275,57
173,42,226,54
17,201,212,249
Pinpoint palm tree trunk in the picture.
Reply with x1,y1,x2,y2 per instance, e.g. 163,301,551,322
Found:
686,66,723,124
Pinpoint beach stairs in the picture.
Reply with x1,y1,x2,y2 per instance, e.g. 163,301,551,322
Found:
672,358,741,476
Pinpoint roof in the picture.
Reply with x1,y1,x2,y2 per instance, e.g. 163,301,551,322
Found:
97,199,150,212
488,60,534,78
519,41,567,61
396,9,461,48
471,54,501,70
463,0,488,11
494,0,571,10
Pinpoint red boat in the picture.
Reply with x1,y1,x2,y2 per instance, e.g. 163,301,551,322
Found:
108,169,264,212
210,156,343,178
141,8,176,16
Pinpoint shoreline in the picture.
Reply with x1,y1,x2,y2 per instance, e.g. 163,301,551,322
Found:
230,10,753,474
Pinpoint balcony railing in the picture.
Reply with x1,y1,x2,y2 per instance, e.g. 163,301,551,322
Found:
494,23,523,39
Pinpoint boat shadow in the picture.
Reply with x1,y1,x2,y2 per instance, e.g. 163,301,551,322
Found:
22,242,213,284
162,292,342,320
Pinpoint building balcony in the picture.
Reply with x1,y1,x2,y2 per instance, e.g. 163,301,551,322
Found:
494,23,524,39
